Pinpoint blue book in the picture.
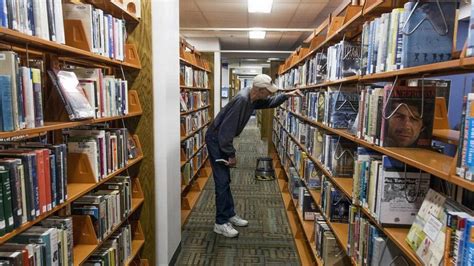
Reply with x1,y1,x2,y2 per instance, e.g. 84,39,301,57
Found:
26,0,34,35
401,0,456,67
462,218,474,265
0,0,7,28
328,91,359,129
0,75,12,131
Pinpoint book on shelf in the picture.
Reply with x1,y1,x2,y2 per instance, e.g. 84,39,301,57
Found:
63,3,127,60
85,223,132,266
40,216,74,266
64,127,130,181
11,226,60,265
0,0,65,44
180,91,209,112
380,83,436,148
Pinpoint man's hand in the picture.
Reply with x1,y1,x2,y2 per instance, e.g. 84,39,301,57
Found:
227,156,237,168
285,89,304,97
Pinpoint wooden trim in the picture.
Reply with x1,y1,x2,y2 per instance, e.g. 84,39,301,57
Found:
181,105,211,116
180,86,210,91
180,121,211,142
84,0,141,23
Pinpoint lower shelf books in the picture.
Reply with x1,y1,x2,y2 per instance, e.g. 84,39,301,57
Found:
314,216,351,265
7,216,74,266
180,110,210,137
182,147,208,186
181,128,206,162
321,179,350,223
72,176,132,241
353,147,431,226
406,189,474,265
0,142,68,234
0,51,44,132
84,223,132,266
63,127,130,182
348,207,413,266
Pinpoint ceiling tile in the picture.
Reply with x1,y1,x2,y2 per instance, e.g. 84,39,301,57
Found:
180,0,200,12
196,2,247,13
180,11,209,27
292,3,326,22
220,37,250,50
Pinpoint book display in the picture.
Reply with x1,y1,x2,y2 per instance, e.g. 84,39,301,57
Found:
272,0,474,265
0,0,146,265
179,39,213,226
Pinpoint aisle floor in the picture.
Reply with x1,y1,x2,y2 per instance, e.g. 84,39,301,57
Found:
175,118,300,265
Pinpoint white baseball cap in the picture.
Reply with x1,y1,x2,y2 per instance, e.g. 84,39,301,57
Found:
253,74,279,93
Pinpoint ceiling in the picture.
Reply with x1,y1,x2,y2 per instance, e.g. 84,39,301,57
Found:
180,0,345,61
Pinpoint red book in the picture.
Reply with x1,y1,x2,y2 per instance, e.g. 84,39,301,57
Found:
39,149,52,212
33,150,46,214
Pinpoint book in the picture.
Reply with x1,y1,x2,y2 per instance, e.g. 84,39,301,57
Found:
381,84,436,147
48,70,95,120
401,0,456,67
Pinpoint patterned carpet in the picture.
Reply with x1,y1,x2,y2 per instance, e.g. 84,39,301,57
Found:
175,118,300,265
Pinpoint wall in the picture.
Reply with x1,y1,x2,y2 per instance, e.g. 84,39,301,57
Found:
152,0,181,264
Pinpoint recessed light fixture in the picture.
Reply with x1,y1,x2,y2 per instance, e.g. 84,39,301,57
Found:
249,30,266,39
248,0,273,13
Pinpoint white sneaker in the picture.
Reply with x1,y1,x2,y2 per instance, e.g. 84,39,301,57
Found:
229,215,249,227
214,223,239,238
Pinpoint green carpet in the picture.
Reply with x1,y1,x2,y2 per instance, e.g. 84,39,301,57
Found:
175,118,300,265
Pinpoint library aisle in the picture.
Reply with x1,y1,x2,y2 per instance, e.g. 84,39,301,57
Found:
176,118,300,265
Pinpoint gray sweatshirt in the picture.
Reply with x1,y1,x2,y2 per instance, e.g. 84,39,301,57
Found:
208,87,289,158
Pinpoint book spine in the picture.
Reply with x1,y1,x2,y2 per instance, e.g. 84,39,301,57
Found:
0,171,6,236
30,68,43,127
1,169,13,233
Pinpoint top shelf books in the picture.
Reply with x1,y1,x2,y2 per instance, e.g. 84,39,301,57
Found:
0,1,141,69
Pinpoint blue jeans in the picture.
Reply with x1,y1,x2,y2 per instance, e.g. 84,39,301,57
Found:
205,132,235,225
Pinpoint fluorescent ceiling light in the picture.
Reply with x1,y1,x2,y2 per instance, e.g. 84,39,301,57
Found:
248,0,273,13
249,30,266,39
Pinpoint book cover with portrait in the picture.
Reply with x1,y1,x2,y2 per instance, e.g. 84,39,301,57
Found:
381,84,436,148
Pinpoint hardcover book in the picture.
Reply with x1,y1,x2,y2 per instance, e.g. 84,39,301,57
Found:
381,84,436,148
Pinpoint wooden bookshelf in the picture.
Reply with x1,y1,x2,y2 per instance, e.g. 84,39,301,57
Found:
283,108,474,192
179,57,211,72
275,118,427,265
0,0,148,262
181,144,207,167
181,156,210,195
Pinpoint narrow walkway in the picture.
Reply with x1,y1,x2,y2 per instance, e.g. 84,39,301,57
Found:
175,117,300,265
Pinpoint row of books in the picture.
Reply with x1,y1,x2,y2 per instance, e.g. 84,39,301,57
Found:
63,127,131,182
276,0,456,88
5,216,73,265
180,110,209,137
180,65,209,88
72,176,132,242
314,216,351,265
49,69,130,121
348,208,412,266
361,1,456,75
84,223,132,266
0,0,66,44
181,128,206,162
353,147,431,226
182,147,208,186
273,133,352,263
180,91,209,113
282,80,438,149
63,3,127,60
0,142,68,235
406,189,474,265
0,51,44,131
457,93,474,181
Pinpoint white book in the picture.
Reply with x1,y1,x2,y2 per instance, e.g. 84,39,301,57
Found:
79,80,97,118
66,129,106,179
96,8,104,55
20,67,35,128
39,0,50,40
32,0,42,38
118,19,124,61
63,4,94,52
68,140,100,182
123,80,128,115
53,0,65,44
103,15,109,57
18,0,28,34
113,18,119,59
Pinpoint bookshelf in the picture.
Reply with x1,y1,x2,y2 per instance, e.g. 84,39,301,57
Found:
272,0,474,264
0,0,147,264
179,39,213,226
